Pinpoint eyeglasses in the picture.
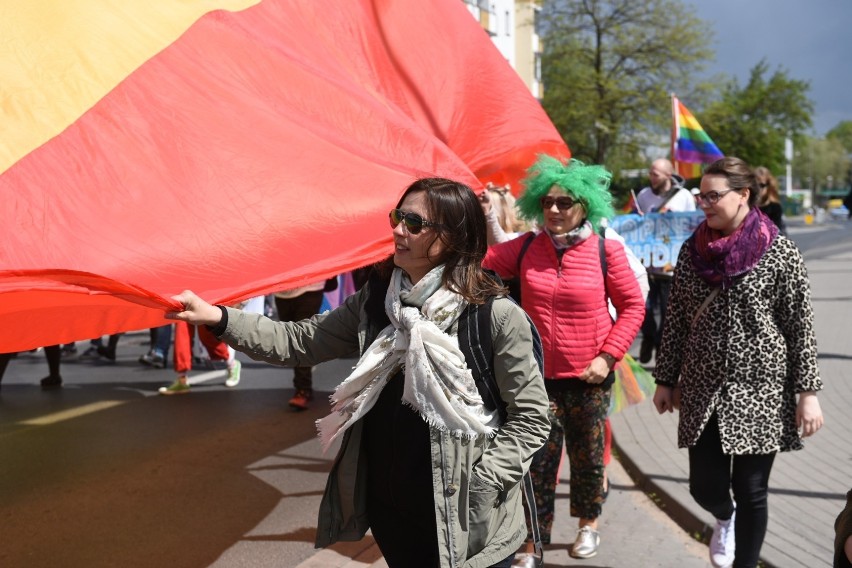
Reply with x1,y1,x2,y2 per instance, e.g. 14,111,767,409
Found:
540,195,579,211
696,189,739,206
389,208,441,234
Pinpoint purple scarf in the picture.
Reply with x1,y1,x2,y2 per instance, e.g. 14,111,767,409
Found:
688,208,779,289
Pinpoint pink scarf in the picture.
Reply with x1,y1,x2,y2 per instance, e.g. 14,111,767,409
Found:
688,208,779,289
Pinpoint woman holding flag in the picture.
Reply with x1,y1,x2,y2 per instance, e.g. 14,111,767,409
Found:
164,177,550,568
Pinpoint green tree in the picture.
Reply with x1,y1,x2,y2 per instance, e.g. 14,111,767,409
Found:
701,60,813,173
826,120,852,153
798,135,851,195
540,0,713,169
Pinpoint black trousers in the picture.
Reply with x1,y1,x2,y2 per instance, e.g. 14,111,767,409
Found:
688,414,776,568
274,290,324,391
641,276,671,348
364,376,516,568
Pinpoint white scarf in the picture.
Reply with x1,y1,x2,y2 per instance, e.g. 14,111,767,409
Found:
316,265,500,451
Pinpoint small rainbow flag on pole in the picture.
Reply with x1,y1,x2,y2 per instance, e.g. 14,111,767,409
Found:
671,94,724,179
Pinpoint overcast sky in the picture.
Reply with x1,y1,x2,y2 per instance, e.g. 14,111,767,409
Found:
685,0,852,136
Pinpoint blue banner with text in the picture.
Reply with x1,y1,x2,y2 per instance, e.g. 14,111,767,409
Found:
610,212,705,271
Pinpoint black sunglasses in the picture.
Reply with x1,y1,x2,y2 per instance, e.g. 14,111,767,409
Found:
389,208,442,234
540,195,579,211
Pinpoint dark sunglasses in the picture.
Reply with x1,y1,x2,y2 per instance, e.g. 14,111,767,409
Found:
389,208,441,234
540,195,579,211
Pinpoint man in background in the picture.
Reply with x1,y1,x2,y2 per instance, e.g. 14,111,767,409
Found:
635,159,695,363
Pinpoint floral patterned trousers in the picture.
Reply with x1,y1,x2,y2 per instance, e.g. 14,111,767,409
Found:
526,385,610,543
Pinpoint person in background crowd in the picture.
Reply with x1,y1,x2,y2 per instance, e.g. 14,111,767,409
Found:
483,181,529,236
482,156,644,563
0,346,63,389
157,322,240,395
653,157,824,568
753,166,787,234
164,177,550,568
836,490,852,568
66,333,123,362
139,325,171,368
273,282,327,410
635,158,696,364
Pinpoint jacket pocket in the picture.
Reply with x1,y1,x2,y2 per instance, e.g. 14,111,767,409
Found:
466,474,501,557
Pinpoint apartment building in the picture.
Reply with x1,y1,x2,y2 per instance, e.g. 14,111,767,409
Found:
462,0,543,100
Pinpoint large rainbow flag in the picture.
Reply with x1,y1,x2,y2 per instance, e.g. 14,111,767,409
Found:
0,0,569,352
671,95,724,179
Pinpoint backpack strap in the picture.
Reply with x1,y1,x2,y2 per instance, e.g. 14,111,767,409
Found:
364,268,391,343
507,232,536,303
515,231,536,274
456,297,506,422
456,291,545,567
652,185,684,212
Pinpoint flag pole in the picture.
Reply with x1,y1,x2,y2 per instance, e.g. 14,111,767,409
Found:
670,93,678,173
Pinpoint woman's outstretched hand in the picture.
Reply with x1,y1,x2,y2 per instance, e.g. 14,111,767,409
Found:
165,290,223,327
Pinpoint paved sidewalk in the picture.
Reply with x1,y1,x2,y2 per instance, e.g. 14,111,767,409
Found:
611,222,852,568
295,454,710,568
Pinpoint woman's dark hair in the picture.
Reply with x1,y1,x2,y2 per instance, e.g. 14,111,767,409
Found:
378,177,506,304
704,157,759,207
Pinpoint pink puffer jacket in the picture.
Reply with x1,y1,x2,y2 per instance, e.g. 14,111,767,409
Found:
483,232,645,379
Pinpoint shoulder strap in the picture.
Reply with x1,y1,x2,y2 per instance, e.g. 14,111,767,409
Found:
515,231,536,274
654,186,683,212
364,268,391,341
456,293,544,568
456,297,505,422
691,288,720,328
598,227,611,301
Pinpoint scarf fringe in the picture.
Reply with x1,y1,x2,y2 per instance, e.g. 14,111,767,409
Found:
315,266,498,450
398,398,498,441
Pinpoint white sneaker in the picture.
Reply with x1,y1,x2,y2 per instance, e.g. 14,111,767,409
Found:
709,506,736,568
570,526,600,559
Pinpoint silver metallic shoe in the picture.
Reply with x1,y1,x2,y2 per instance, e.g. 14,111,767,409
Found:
511,552,538,568
570,526,600,559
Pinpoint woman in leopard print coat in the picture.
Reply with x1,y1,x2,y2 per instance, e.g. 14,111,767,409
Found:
652,157,824,568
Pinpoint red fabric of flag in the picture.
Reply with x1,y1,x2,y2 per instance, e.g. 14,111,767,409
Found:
0,0,569,351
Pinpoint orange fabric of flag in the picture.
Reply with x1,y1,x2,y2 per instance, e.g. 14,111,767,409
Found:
0,0,569,351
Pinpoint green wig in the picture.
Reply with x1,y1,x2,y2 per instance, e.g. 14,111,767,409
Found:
516,155,615,231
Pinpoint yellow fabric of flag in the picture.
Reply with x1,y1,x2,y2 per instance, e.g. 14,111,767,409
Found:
0,0,258,174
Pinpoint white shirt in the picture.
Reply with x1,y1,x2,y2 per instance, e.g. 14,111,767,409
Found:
636,186,696,213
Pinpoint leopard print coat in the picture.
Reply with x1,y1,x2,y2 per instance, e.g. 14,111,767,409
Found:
654,235,822,454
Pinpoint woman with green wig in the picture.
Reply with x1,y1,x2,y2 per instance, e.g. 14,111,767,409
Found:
482,156,645,563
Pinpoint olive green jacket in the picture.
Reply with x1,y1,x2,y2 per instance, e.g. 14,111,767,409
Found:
220,284,549,568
